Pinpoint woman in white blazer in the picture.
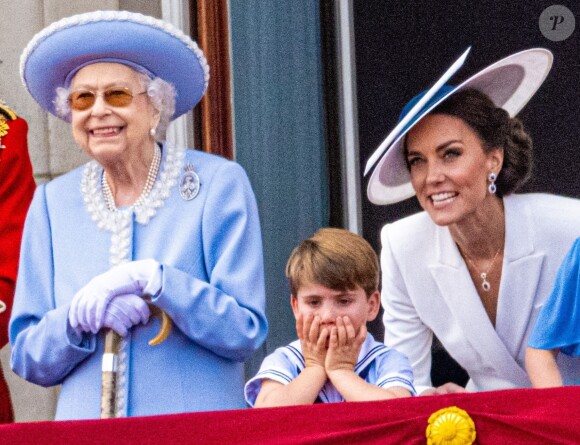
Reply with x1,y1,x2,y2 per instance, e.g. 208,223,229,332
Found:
365,48,580,394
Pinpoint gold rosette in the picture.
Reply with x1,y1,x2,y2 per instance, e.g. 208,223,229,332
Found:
426,406,476,445
0,116,9,138
0,102,16,153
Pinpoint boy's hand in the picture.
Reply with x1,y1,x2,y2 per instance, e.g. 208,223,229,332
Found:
325,316,366,374
296,313,329,370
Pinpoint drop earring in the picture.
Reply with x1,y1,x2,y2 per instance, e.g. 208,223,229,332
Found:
488,172,497,194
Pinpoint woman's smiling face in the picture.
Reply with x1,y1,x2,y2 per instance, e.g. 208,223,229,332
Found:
69,62,159,163
405,113,502,227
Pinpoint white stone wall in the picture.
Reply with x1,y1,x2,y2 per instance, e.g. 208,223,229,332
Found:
0,0,162,422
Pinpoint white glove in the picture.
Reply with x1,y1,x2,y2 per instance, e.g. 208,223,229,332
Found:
102,293,151,337
69,259,162,334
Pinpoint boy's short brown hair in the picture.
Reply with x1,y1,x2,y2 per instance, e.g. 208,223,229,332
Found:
285,228,379,297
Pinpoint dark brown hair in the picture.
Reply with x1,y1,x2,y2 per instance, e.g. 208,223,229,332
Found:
428,88,534,196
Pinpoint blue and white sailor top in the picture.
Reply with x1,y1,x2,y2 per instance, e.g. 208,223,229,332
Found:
245,333,415,406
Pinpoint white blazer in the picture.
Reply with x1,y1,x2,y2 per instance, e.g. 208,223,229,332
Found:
381,193,580,392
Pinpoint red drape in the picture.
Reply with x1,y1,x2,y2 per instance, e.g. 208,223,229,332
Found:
0,387,579,444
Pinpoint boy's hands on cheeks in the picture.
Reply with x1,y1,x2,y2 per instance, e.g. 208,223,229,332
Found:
296,313,329,371
325,316,366,376
321,316,409,402
254,312,330,407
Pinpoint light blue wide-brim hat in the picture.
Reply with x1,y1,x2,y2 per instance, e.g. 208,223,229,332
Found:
20,10,209,121
365,47,553,205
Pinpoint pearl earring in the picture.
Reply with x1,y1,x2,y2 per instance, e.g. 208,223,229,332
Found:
488,172,497,194
150,127,157,138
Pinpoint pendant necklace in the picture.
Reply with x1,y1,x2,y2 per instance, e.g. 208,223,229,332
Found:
462,246,502,292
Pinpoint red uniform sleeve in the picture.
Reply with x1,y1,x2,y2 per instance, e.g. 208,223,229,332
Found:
0,116,36,347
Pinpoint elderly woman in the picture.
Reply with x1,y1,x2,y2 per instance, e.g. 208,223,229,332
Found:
365,48,580,395
9,11,267,419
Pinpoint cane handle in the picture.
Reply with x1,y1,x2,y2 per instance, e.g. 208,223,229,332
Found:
147,304,172,346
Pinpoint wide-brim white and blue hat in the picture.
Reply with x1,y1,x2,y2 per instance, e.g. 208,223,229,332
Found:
365,47,553,205
20,10,209,120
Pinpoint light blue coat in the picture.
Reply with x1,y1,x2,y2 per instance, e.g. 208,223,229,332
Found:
10,145,268,419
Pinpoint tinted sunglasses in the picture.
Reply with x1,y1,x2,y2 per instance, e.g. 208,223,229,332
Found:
68,87,147,111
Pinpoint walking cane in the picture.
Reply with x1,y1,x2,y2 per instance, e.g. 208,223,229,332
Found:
101,330,121,418
101,305,172,418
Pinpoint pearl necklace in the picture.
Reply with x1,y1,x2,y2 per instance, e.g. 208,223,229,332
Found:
101,144,161,211
462,246,502,292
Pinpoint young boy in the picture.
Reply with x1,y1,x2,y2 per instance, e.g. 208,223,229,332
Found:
245,228,415,407
526,237,580,387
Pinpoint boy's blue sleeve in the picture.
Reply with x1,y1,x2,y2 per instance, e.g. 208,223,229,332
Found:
528,238,580,356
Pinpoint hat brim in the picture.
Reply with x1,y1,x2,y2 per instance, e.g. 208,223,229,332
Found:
20,10,209,120
366,48,553,205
